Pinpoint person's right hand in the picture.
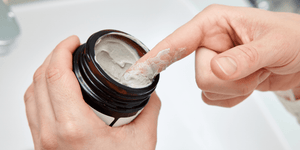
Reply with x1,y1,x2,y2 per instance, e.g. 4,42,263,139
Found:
129,4,300,107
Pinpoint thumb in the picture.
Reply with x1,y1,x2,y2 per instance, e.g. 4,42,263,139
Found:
211,42,268,80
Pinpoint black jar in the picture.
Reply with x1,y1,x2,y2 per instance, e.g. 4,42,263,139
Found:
73,30,159,127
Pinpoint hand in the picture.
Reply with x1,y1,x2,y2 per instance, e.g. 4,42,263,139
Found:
24,36,161,150
132,4,300,107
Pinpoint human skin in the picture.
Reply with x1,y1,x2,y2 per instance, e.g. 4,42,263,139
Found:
24,4,300,149
133,4,300,107
24,36,161,150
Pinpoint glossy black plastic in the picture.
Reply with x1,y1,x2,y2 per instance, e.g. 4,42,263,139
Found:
73,30,159,118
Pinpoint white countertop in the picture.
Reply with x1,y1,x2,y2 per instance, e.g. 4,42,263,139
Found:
0,0,299,149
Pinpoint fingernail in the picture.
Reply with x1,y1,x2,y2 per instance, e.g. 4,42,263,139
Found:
215,57,237,76
259,71,270,83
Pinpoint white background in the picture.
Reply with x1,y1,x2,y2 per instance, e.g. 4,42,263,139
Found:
0,0,300,149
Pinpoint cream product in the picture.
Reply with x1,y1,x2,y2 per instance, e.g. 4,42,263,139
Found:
94,34,151,88
123,48,186,87
73,29,159,127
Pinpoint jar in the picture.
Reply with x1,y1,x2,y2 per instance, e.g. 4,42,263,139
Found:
73,29,159,127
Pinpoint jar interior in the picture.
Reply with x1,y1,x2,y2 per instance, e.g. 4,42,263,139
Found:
93,32,151,88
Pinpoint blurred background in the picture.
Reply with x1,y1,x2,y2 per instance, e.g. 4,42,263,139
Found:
1,0,300,149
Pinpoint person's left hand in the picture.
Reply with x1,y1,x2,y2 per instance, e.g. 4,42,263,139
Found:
24,35,161,150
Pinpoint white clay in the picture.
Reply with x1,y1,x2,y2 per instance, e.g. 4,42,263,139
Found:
94,34,151,88
95,33,186,88
122,48,186,88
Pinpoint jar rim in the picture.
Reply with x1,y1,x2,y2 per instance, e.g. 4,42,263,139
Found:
73,29,159,115
86,29,159,93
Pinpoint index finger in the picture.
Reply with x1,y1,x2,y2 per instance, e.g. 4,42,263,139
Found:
125,5,239,82
129,19,202,75
45,35,91,122
142,19,202,63
122,19,203,87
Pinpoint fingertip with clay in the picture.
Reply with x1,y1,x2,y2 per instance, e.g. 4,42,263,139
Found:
123,47,189,88
123,16,203,85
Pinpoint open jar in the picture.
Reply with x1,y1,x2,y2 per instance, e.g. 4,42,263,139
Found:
73,29,159,127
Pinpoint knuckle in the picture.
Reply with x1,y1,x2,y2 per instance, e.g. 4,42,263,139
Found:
46,67,63,84
195,74,212,90
24,89,34,104
40,131,57,149
240,86,251,95
256,81,270,91
205,4,223,11
238,81,256,95
202,4,227,14
267,76,277,91
59,122,85,142
27,120,38,131
33,67,46,84
236,45,259,66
